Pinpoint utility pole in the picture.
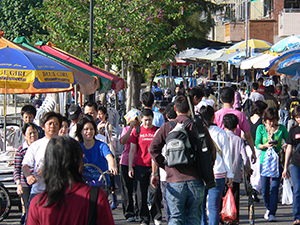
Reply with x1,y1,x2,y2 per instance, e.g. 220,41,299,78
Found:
245,0,249,58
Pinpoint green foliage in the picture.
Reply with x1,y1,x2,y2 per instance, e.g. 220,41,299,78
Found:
33,0,218,75
0,0,47,40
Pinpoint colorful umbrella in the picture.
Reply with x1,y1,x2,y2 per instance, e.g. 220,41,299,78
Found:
227,39,272,53
270,35,300,53
264,48,300,75
0,47,74,150
0,47,75,90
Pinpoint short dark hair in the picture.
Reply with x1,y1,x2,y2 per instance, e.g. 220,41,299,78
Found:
165,103,177,120
97,105,107,114
21,123,38,135
21,105,36,117
203,88,211,98
252,82,259,91
41,136,84,207
174,95,189,113
199,105,215,127
41,112,62,128
83,101,97,111
188,86,204,102
263,107,279,122
292,105,300,118
76,115,97,143
61,116,70,127
220,86,234,103
223,114,239,130
141,92,154,107
141,108,153,118
264,85,274,94
257,77,263,82
291,89,298,97
251,100,268,116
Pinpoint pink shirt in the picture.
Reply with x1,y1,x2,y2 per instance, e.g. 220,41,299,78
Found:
120,126,137,166
214,108,250,136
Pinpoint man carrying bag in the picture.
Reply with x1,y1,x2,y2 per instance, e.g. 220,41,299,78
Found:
149,94,216,225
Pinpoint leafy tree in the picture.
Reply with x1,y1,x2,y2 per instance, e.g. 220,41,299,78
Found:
0,0,47,40
34,0,219,108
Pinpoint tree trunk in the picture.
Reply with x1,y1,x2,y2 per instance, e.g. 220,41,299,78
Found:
131,65,141,109
126,63,133,112
148,67,157,90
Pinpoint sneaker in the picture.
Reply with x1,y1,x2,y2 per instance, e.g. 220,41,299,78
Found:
127,217,135,222
110,202,117,210
154,220,162,225
269,214,277,222
264,210,270,220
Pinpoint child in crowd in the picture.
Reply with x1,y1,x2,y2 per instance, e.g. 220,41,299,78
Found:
12,105,44,149
223,114,252,225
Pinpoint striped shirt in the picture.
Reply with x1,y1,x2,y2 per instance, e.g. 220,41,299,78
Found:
13,142,33,187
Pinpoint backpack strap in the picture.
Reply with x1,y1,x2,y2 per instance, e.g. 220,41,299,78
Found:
88,186,99,225
183,119,192,128
168,121,176,129
136,125,141,151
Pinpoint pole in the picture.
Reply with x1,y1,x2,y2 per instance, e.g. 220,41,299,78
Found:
245,0,249,58
89,0,95,101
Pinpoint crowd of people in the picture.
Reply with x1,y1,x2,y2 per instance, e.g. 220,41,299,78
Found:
11,79,300,225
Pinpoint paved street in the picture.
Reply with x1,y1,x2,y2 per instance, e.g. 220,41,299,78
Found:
0,182,295,225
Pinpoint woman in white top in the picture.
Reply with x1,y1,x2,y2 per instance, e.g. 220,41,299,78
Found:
200,105,234,225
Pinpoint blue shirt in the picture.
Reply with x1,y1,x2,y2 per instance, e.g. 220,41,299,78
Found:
153,111,165,128
81,140,112,185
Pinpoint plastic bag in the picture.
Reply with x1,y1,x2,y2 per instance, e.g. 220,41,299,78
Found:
261,147,279,178
220,187,237,223
282,178,293,205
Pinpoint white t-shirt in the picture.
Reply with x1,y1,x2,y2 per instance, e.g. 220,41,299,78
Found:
249,92,265,102
22,137,50,195
69,122,77,138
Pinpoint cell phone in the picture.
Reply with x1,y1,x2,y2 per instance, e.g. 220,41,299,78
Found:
269,140,278,145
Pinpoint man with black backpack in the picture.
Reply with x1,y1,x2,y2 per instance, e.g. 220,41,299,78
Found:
149,95,215,224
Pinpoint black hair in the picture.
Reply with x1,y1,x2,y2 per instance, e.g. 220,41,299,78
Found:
203,88,211,98
61,116,70,127
97,105,108,120
231,84,237,92
141,108,154,118
291,89,298,97
165,102,177,120
199,105,215,127
83,101,97,111
141,92,154,107
21,105,36,117
188,86,204,102
223,114,239,130
39,136,84,207
252,82,259,91
220,86,234,103
257,77,263,82
264,85,275,94
251,100,268,116
293,105,300,118
40,112,62,129
21,122,38,135
263,107,279,122
174,95,189,113
76,115,97,143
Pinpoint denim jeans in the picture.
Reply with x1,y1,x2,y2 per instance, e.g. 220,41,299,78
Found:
279,109,289,128
290,164,300,222
260,164,283,216
201,178,225,225
167,179,204,225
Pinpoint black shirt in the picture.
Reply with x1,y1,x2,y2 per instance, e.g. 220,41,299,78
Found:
248,117,263,141
287,125,300,167
285,97,300,118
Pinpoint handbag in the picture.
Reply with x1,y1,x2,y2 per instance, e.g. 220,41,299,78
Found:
220,187,237,223
282,178,293,205
261,147,279,178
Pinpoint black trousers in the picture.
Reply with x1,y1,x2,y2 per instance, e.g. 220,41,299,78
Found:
135,165,162,224
232,182,240,221
22,186,31,214
120,165,136,219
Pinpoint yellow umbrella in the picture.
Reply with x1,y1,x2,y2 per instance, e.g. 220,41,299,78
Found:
227,39,272,54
